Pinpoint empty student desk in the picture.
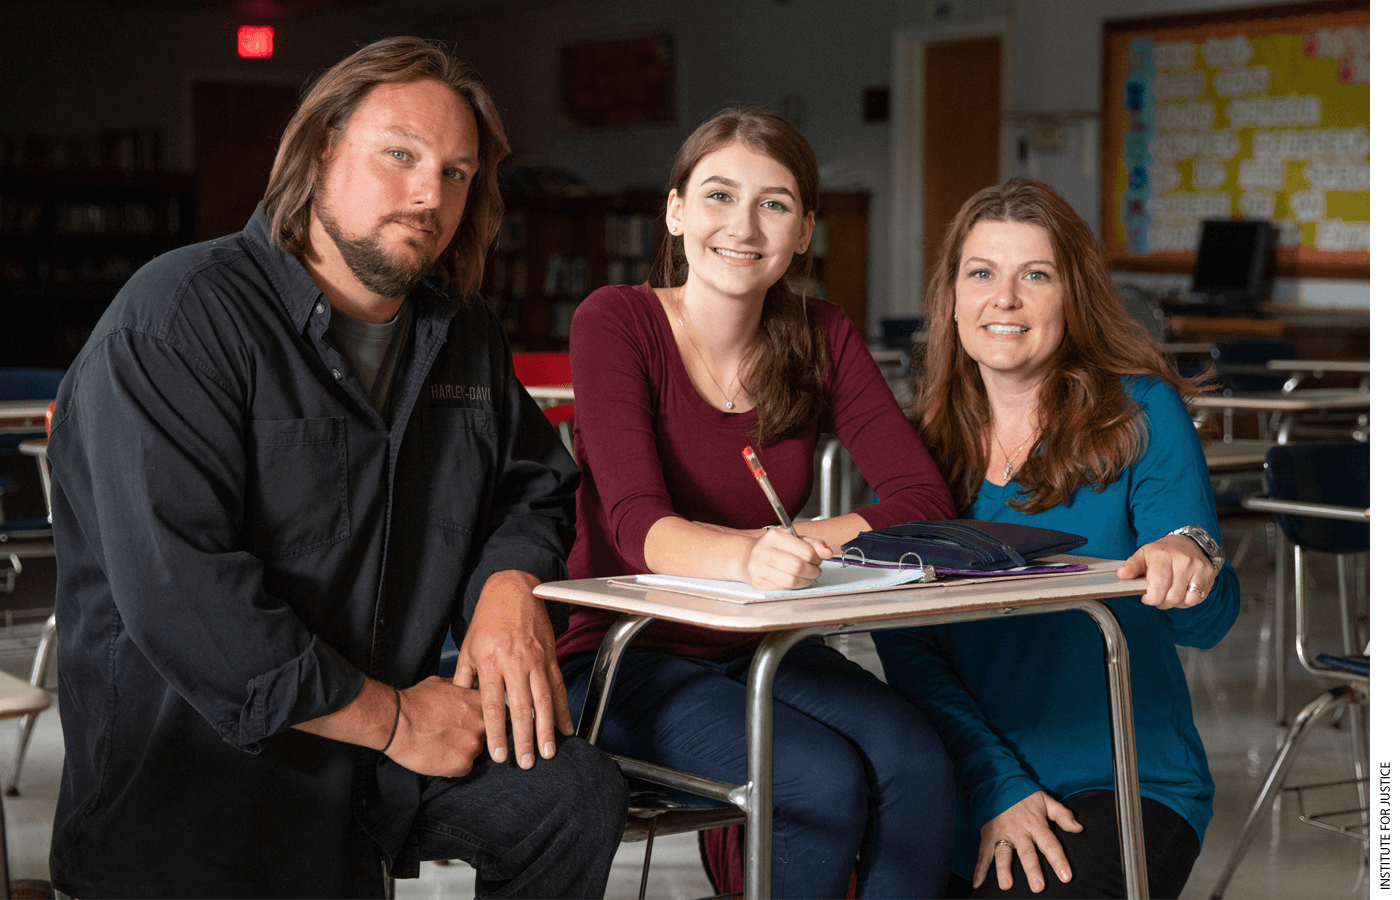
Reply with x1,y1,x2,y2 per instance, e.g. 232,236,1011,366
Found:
1190,389,1370,443
1264,359,1369,393
1203,439,1274,473
0,669,51,898
0,403,52,435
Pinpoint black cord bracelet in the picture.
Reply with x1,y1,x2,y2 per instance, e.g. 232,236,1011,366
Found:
381,688,401,754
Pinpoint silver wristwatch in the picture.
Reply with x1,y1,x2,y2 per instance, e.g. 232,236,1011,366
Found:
1169,526,1223,576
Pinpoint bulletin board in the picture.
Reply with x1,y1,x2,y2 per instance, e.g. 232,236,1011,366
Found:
1100,1,1368,277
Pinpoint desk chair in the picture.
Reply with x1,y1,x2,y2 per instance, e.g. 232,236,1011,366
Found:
0,371,62,597
1117,284,1167,343
1259,439,1368,726
511,352,575,453
0,369,63,456
0,510,52,598
577,617,746,900
0,443,56,796
1210,442,1369,898
1210,341,1294,441
432,631,741,899
1275,362,1370,443
816,436,853,519
5,419,56,797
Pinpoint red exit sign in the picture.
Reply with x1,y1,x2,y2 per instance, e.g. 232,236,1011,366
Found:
237,26,275,59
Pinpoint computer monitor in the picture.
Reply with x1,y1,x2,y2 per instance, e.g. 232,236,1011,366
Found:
1188,218,1275,315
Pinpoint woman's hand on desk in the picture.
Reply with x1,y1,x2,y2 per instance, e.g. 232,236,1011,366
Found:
975,790,1082,892
1117,534,1216,609
743,529,833,590
644,517,832,587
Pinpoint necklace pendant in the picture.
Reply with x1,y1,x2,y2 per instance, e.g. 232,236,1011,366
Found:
1003,460,1013,480
725,401,734,410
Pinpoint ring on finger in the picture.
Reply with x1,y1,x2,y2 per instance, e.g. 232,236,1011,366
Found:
994,839,1013,849
1187,582,1206,596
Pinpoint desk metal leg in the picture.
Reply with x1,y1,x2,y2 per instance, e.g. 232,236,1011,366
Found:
818,437,854,519
1074,601,1148,900
1276,536,1289,724
839,448,851,516
744,628,820,900
579,614,655,745
738,601,1146,900
819,438,839,519
5,613,54,795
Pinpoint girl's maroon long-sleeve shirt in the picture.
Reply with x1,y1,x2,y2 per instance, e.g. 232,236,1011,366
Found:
555,283,954,662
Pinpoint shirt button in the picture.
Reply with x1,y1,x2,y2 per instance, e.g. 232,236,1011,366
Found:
315,302,325,314
332,369,342,380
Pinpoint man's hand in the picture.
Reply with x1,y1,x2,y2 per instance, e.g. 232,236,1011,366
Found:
974,790,1083,893
293,675,488,777
456,569,573,770
385,676,488,777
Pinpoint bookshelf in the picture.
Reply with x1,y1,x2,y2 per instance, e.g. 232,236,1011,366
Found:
0,167,194,367
486,189,871,350
485,191,665,350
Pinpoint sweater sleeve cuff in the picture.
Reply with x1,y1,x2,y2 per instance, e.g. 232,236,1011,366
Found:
971,775,1044,829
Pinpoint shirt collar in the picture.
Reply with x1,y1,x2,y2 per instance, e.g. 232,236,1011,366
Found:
242,205,324,331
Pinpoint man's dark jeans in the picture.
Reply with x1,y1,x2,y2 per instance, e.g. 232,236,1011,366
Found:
398,735,629,898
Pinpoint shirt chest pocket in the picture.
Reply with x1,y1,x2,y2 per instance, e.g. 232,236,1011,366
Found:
245,417,351,557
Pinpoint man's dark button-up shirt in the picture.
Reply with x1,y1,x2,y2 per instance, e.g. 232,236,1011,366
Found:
47,208,579,898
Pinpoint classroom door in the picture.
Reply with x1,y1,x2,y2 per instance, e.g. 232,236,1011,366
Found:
193,82,300,241
923,37,1001,277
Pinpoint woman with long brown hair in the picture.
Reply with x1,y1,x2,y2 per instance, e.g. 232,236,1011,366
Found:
554,109,959,897
873,178,1240,899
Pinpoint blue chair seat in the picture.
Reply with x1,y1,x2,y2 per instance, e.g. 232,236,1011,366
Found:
1316,654,1368,677
438,634,459,678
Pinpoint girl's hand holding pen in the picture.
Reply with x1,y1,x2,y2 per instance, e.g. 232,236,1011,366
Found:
739,444,829,588
744,528,832,590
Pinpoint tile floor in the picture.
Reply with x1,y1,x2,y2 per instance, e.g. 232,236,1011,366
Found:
0,515,1372,898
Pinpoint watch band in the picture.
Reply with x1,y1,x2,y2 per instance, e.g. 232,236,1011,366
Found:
1169,526,1223,577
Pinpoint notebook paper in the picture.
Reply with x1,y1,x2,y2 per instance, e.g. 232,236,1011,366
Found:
633,558,928,600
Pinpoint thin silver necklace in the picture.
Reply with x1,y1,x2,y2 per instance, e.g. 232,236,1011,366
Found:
678,310,742,410
992,425,1037,480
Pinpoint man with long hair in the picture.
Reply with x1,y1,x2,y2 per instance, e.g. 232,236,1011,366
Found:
47,37,626,898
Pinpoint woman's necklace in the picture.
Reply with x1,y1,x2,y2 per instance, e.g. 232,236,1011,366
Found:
992,424,1037,480
678,310,742,410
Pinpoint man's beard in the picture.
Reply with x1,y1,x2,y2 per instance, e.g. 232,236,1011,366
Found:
314,194,443,299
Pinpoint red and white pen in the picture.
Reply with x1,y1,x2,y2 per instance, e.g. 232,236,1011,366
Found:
742,445,802,540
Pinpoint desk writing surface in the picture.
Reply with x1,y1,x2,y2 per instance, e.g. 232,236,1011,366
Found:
0,399,53,429
1190,388,1369,412
536,557,1145,632
524,384,574,403
1203,438,1273,472
1264,359,1369,374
